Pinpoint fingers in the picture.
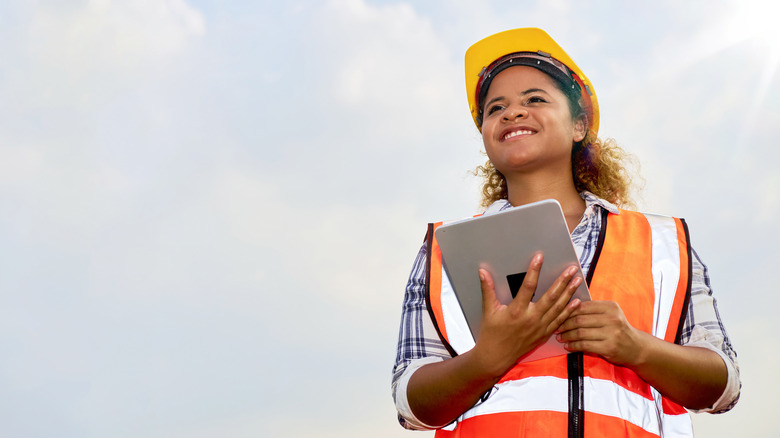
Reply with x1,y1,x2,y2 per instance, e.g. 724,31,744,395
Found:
509,256,583,324
556,312,602,333
511,253,543,304
556,321,607,355
479,269,499,314
561,339,593,353
555,301,638,363
541,269,582,331
545,293,581,334
559,329,625,361
556,301,614,332
535,264,580,311
556,326,603,343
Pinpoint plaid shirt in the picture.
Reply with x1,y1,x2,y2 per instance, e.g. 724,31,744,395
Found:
392,192,740,429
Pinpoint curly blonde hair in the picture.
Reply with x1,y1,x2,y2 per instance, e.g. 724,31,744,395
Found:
474,133,640,210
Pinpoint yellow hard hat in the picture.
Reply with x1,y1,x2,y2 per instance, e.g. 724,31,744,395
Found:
465,28,599,136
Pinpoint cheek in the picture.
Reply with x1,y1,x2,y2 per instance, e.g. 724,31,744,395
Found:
481,130,499,159
480,122,495,148
481,136,493,158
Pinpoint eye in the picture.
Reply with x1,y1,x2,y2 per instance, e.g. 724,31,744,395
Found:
486,103,505,115
526,95,547,104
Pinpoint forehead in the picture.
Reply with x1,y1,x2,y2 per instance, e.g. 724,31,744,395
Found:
483,66,561,98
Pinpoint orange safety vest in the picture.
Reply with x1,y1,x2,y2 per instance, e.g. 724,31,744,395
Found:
425,209,693,438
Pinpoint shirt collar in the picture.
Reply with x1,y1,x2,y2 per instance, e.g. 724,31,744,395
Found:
484,191,620,216
580,191,620,215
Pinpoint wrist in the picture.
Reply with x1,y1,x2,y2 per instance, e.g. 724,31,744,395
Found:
467,345,511,382
627,329,654,369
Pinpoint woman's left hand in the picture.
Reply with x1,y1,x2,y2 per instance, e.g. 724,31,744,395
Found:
555,300,646,367
556,299,729,409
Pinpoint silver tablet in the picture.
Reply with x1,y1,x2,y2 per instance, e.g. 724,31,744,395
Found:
434,199,591,361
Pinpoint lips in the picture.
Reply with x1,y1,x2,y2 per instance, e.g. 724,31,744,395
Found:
501,126,537,141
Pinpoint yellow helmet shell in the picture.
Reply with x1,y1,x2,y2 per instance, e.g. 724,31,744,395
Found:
465,28,599,135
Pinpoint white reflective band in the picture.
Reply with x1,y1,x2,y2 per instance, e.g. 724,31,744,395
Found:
644,214,681,339
653,387,694,438
441,271,476,354
585,377,660,435
660,410,693,437
459,376,569,421
454,376,691,437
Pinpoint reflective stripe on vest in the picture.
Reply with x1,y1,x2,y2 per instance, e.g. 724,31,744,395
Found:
425,209,693,437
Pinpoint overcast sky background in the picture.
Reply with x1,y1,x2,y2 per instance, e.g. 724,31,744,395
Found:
1,0,778,436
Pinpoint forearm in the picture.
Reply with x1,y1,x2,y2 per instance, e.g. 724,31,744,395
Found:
406,348,504,428
631,331,727,409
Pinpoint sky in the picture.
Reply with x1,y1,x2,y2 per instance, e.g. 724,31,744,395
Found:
0,0,778,436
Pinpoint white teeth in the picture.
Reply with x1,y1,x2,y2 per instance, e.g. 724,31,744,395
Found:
503,130,533,140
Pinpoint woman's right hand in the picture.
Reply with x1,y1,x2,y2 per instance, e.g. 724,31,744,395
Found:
472,253,582,378
406,253,583,427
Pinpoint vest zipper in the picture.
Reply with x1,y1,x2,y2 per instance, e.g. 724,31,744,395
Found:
567,352,584,438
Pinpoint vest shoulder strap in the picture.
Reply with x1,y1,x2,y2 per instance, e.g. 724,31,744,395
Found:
424,222,457,357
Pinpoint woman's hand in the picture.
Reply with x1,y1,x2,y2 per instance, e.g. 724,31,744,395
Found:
555,301,645,366
555,300,728,409
473,253,583,378
407,254,584,427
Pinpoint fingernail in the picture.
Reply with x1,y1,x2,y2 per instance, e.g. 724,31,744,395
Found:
478,270,486,281
567,266,577,276
556,334,562,342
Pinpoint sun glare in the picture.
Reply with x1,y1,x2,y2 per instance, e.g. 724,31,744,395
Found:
725,0,780,56
718,0,780,156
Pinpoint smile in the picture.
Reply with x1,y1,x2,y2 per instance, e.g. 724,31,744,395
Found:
502,129,535,141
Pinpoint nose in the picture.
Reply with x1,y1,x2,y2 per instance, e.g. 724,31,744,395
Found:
503,105,528,121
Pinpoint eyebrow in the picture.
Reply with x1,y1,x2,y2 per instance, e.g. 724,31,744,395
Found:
484,88,551,109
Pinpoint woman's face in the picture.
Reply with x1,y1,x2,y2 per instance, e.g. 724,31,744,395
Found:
481,66,586,178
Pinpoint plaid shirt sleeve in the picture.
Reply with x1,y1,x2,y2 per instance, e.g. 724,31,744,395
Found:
677,248,741,413
391,239,454,429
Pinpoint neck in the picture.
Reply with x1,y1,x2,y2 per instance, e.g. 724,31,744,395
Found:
505,172,586,233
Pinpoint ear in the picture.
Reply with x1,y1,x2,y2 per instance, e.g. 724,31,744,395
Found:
572,114,587,142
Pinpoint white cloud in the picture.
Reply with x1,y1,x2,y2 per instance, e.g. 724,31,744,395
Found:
308,0,468,142
202,165,423,313
3,0,205,111
30,0,205,70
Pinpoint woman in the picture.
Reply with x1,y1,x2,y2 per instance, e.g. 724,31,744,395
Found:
392,28,740,437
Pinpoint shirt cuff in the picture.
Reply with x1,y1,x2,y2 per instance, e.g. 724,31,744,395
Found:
683,326,741,413
395,356,445,430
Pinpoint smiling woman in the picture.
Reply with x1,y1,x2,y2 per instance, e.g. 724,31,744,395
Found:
391,28,741,438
